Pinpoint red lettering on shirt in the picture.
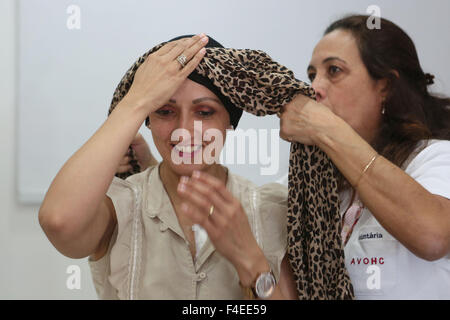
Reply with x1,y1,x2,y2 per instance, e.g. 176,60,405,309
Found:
349,257,385,265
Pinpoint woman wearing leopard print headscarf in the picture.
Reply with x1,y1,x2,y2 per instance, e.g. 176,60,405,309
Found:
279,15,450,299
38,34,298,300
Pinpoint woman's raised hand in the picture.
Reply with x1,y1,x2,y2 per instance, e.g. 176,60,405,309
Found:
278,93,340,146
123,34,209,113
177,171,266,275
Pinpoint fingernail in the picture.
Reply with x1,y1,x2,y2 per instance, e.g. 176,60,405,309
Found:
201,36,208,43
192,170,201,179
178,183,186,192
181,203,189,212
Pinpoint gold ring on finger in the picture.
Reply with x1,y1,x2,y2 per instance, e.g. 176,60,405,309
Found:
209,205,214,217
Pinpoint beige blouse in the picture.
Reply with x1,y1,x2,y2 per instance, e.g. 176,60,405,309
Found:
88,164,287,299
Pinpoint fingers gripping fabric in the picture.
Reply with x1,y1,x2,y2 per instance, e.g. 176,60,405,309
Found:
107,43,354,299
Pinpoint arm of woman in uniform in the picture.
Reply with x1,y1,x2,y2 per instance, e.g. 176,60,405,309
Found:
38,35,208,259
177,171,299,299
279,94,450,261
116,133,159,174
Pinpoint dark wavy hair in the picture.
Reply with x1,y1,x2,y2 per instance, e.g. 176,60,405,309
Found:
324,15,450,180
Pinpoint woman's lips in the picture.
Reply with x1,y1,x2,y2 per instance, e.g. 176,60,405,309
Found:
171,143,203,158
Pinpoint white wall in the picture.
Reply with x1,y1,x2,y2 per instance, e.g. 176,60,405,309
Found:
1,0,449,299
0,0,96,299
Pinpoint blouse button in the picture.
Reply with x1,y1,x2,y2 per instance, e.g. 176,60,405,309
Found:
147,210,158,218
159,223,168,232
199,272,206,279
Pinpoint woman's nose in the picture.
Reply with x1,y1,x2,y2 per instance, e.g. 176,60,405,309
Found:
311,77,327,103
177,115,202,141
178,115,192,131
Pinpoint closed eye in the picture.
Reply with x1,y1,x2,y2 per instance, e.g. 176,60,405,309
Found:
155,108,174,116
197,110,215,117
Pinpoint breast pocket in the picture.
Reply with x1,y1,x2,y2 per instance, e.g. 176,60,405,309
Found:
345,225,399,298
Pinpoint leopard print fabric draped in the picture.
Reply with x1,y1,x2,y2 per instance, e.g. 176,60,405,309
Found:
108,43,354,300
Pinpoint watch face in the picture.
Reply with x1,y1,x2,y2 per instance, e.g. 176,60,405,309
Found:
255,272,276,299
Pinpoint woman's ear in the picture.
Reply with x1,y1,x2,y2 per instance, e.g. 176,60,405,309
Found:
391,70,400,79
385,70,400,89
379,79,389,100
379,70,399,98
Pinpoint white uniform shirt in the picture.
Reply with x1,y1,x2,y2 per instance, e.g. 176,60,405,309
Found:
342,139,450,299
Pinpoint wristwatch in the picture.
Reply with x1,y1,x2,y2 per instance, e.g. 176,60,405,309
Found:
240,269,277,300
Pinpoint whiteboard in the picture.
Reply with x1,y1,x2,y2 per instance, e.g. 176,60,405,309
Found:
17,0,450,203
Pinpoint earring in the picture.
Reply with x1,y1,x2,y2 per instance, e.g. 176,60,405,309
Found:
381,99,386,115
229,125,234,130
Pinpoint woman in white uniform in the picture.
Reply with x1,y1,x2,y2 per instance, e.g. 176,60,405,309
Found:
279,15,450,299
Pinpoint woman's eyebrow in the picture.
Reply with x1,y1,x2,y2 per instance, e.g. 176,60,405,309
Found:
192,97,222,105
308,56,347,71
322,56,347,65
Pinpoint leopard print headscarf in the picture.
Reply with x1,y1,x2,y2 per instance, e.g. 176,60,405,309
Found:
108,43,354,300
